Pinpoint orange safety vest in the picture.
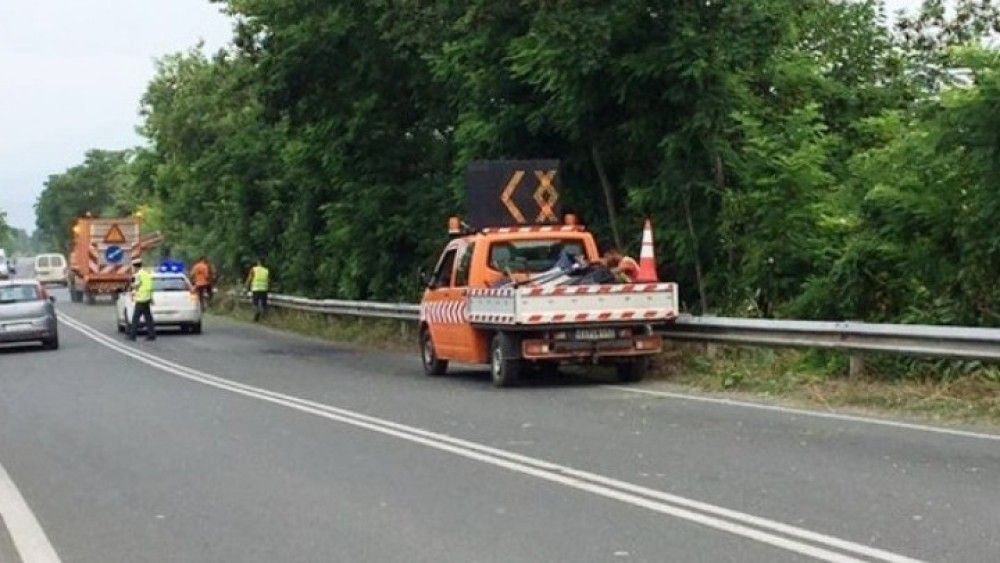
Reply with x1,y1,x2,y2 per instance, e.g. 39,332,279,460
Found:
190,262,212,287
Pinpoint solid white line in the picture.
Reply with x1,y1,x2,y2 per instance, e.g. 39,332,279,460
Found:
58,314,924,563
0,460,61,563
605,385,1000,442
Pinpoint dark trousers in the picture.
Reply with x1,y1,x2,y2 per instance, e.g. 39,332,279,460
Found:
252,291,268,321
129,301,156,340
196,285,212,309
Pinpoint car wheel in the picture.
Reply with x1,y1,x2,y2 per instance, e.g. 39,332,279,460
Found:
85,291,96,305
191,322,202,335
43,333,59,350
420,328,447,376
490,332,523,388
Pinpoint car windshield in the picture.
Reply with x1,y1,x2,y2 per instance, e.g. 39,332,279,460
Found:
489,239,585,273
0,284,41,303
154,277,190,292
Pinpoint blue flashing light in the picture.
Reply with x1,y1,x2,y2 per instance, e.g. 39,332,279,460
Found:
158,260,186,274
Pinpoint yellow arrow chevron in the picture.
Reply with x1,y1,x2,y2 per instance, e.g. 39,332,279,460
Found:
501,170,527,223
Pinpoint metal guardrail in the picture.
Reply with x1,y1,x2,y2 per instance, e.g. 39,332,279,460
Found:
267,294,420,321
252,293,1000,362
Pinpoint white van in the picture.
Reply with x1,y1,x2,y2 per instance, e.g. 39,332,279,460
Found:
34,254,68,286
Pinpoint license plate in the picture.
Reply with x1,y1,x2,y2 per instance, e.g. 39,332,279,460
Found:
575,328,616,340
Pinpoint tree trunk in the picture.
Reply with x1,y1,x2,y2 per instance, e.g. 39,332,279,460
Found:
683,189,709,314
591,145,623,250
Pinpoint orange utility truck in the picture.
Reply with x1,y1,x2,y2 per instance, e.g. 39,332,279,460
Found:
68,216,163,304
419,161,678,387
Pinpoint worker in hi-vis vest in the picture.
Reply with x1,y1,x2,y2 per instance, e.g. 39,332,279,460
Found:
245,257,271,322
128,257,156,341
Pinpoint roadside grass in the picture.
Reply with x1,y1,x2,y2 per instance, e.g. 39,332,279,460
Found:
211,293,414,352
658,344,1000,426
213,294,1000,426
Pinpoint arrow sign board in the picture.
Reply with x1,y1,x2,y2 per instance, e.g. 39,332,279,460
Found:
105,245,125,264
104,224,127,244
465,160,562,230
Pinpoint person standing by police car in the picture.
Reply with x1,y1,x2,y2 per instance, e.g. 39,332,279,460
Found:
189,256,215,310
245,257,270,322
128,257,156,341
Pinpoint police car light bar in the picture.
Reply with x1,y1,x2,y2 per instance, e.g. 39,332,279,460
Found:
158,260,186,274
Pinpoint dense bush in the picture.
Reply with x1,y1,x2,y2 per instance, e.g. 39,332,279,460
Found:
32,0,1000,326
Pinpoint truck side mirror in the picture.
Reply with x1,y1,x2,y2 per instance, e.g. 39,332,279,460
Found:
418,269,436,290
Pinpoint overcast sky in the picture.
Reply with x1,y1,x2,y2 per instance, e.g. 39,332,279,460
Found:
0,1,924,232
0,1,232,231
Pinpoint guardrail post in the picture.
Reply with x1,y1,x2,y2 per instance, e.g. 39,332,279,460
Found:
705,343,720,359
849,353,865,380
400,320,409,339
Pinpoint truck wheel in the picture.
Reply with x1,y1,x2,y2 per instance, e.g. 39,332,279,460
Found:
420,328,447,376
69,277,83,302
490,332,523,388
85,291,96,305
616,358,649,383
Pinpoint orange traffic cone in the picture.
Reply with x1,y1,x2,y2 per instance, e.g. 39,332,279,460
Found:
635,219,659,283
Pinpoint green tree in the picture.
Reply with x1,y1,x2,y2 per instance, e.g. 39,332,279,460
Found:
34,149,133,252
0,209,11,249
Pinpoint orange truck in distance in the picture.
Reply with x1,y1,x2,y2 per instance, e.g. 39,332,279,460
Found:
419,161,678,387
68,216,163,304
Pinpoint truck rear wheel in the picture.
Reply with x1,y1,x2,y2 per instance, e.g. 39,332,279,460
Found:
616,357,649,383
490,332,523,388
69,276,83,302
420,328,447,376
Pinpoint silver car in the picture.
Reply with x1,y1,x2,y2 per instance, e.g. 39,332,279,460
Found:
0,280,59,350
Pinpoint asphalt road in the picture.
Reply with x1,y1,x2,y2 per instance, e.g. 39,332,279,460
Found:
1,259,998,562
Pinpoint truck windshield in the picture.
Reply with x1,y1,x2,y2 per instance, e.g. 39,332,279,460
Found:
489,239,585,273
0,284,42,303
154,277,190,292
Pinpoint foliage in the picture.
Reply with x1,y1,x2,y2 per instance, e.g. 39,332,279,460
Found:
33,0,1000,331
34,149,135,252
0,209,10,249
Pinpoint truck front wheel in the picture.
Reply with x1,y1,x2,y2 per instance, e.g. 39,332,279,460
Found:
420,328,448,376
491,332,523,388
69,276,83,302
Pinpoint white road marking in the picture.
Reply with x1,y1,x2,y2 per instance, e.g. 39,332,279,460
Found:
0,460,61,563
60,313,924,563
605,385,1000,442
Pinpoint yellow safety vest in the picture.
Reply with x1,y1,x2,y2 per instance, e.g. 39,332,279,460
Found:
250,266,270,292
134,269,155,303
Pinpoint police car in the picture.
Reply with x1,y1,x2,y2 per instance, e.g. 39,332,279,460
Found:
116,262,203,334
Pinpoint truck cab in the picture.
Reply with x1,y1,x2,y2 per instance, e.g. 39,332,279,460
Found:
419,222,677,387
